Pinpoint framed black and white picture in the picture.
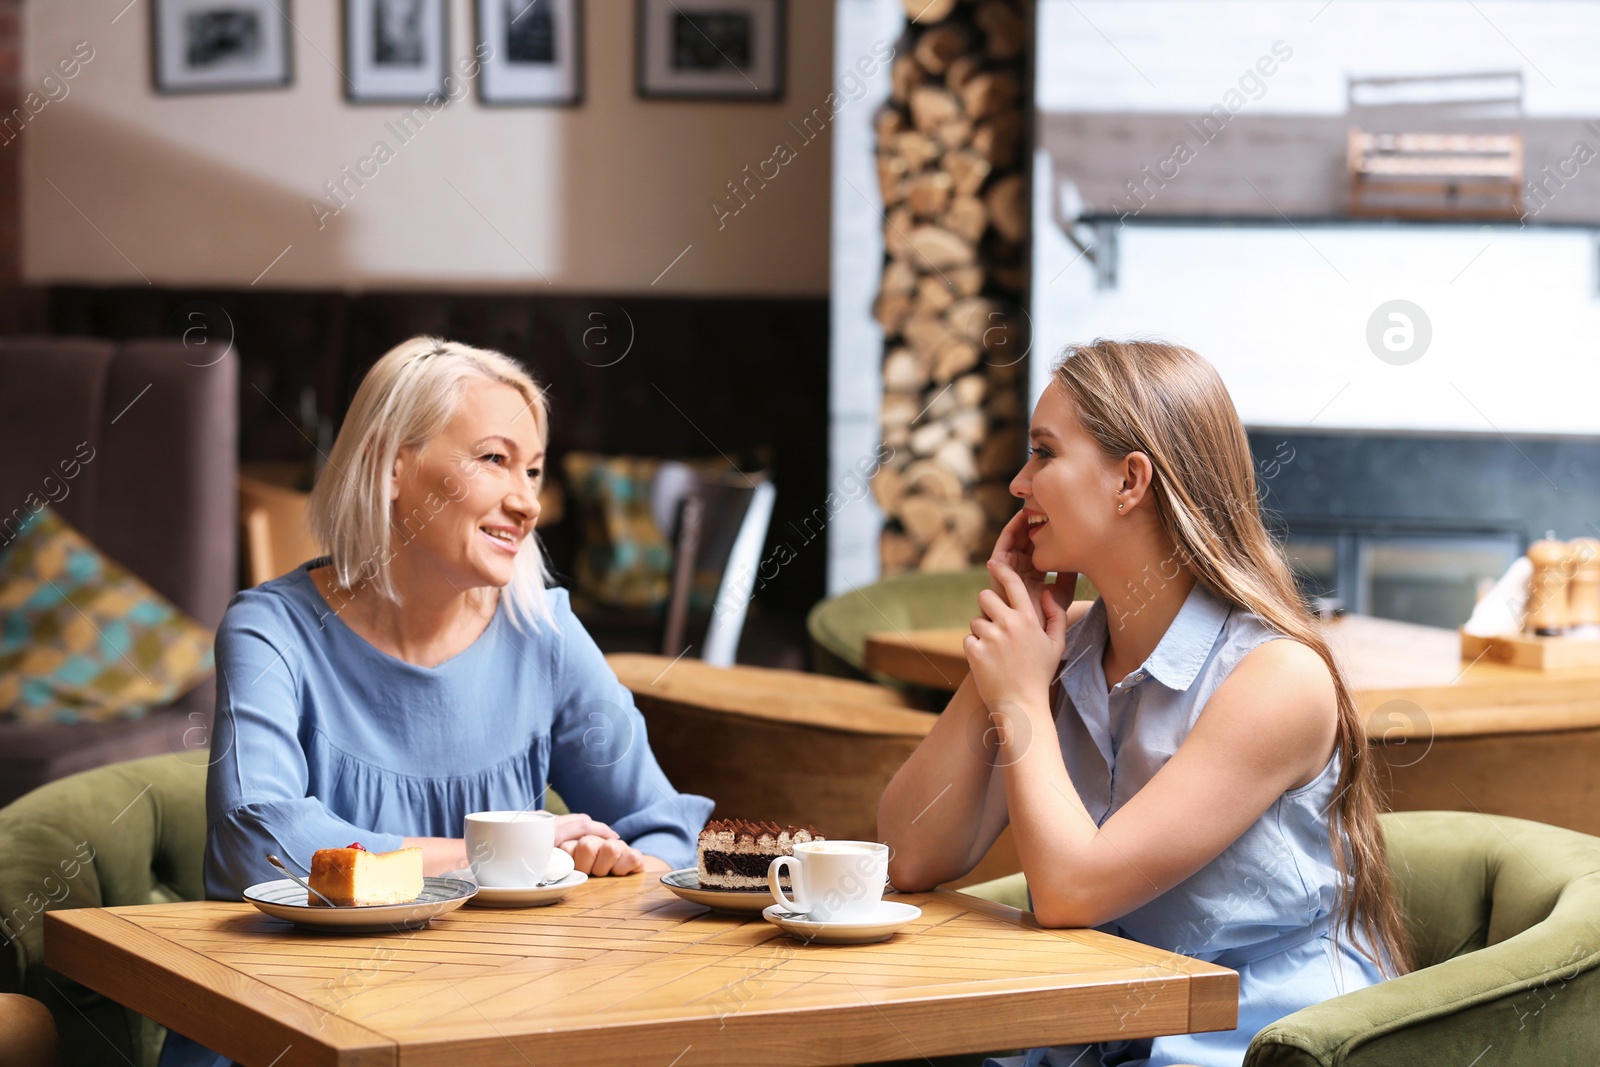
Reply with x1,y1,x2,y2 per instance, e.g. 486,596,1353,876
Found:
343,0,447,103
152,0,292,93
475,0,583,106
636,0,784,101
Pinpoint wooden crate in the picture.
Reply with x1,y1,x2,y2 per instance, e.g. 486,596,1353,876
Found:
1460,628,1600,670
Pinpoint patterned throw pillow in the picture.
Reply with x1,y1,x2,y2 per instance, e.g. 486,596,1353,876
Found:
0,507,215,724
562,453,732,612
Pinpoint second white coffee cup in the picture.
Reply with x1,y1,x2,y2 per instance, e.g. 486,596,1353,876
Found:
768,840,889,922
465,810,555,888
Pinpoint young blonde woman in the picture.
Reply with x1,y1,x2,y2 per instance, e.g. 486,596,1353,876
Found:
879,340,1409,1067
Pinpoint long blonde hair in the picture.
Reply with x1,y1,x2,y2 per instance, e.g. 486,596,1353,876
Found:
1054,339,1411,976
306,335,558,634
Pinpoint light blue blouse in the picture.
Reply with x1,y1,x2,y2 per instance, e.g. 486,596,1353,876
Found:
202,558,714,900
990,583,1385,1067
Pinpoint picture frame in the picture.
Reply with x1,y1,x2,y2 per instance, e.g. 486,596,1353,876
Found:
343,0,448,103
475,0,583,106
635,0,784,102
152,0,293,94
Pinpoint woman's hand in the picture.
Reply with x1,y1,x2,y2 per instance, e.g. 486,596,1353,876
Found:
965,561,1070,717
551,813,620,847
550,813,666,876
560,835,649,876
990,509,1076,628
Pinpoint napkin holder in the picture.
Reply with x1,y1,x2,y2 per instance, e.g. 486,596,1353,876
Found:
1458,547,1600,669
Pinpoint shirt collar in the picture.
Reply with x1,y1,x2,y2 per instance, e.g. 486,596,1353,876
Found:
1140,581,1234,691
1058,581,1234,693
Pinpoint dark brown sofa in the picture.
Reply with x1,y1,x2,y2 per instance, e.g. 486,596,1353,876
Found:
0,337,236,804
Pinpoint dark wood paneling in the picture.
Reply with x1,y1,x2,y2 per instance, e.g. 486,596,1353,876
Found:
41,286,830,616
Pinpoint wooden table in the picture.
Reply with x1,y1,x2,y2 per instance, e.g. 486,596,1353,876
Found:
865,614,1600,835
46,875,1237,1067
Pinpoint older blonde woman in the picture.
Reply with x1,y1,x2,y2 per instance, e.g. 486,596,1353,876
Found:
202,336,713,899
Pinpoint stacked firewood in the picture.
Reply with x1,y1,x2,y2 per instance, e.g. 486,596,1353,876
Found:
871,0,1031,574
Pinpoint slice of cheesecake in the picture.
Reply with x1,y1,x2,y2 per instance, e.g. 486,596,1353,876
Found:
307,842,424,906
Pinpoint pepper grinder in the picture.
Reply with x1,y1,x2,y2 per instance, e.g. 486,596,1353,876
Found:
1568,537,1600,638
1525,539,1575,636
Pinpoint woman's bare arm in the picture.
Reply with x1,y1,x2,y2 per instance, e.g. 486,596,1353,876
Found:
881,598,1094,890
997,638,1337,927
404,836,469,876
879,672,1008,890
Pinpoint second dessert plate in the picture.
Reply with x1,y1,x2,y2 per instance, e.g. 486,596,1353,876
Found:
660,868,775,915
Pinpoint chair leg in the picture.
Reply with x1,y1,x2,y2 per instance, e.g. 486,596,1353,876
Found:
661,495,704,658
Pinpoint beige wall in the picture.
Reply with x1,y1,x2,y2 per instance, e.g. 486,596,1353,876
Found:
21,0,834,294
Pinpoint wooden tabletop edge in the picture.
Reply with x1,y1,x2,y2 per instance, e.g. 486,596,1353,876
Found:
45,909,398,1063
1187,968,1242,1033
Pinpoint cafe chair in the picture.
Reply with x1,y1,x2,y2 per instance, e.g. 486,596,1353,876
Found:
650,461,776,667
237,468,324,587
567,456,775,667
0,752,208,1067
959,810,1600,1064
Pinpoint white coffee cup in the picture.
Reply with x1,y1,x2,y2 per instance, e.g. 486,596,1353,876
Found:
465,810,556,888
768,840,889,922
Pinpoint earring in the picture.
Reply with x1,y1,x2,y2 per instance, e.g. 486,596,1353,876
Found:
1117,502,1124,511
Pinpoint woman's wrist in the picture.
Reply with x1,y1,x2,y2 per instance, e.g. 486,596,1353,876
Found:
403,836,470,876
989,693,1054,758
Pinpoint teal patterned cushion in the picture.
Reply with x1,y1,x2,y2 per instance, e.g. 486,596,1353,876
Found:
0,507,215,724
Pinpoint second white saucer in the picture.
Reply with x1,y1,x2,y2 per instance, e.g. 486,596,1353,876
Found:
762,900,922,944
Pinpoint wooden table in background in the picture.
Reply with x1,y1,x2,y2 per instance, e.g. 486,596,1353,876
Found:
865,614,1600,835
47,876,1236,1067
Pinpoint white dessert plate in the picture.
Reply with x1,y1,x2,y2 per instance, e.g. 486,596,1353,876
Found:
660,868,775,915
243,876,477,932
762,900,922,945
468,870,588,907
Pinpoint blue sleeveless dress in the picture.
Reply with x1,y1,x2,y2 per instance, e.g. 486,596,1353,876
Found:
988,584,1386,1067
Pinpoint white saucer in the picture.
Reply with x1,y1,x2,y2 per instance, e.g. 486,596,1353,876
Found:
467,870,588,907
243,877,477,932
762,900,922,944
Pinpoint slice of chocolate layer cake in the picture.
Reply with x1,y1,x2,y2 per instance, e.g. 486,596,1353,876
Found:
697,819,822,891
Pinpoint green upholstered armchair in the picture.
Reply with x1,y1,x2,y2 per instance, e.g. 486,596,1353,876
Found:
1246,809,1600,1064
959,810,1600,1063
0,752,209,1067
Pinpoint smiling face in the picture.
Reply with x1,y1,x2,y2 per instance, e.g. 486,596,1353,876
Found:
389,377,544,592
1009,381,1127,574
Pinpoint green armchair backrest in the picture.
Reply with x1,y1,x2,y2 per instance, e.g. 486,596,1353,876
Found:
1247,809,1600,1065
807,568,1096,683
0,752,209,1067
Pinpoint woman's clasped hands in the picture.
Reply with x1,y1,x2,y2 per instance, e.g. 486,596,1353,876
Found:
551,813,650,876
